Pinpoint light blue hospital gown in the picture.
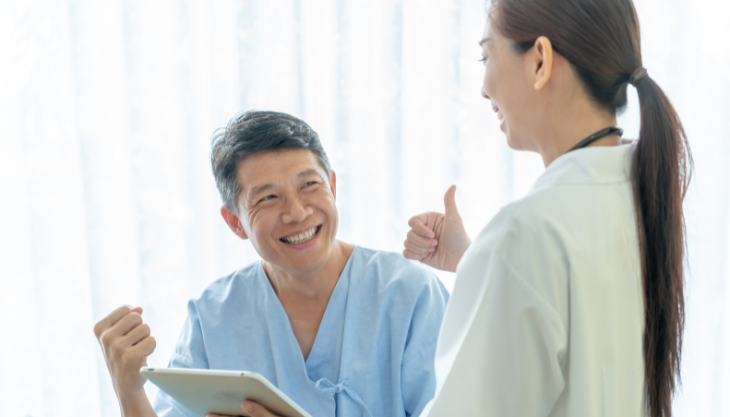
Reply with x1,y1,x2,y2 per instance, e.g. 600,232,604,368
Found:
152,246,449,417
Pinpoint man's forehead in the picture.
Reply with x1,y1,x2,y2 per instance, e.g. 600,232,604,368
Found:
237,149,326,193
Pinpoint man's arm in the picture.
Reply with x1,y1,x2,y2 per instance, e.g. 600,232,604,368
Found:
93,305,158,417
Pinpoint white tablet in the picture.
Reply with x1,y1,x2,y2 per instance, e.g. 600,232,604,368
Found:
140,367,313,417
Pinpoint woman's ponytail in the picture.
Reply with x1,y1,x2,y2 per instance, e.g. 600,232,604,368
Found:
491,0,693,414
632,75,692,417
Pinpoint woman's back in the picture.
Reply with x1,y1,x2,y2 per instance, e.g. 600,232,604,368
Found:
425,144,646,416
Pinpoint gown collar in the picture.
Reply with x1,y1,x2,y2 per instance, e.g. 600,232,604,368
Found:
255,248,372,416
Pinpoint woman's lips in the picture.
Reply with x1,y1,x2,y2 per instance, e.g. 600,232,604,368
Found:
492,103,504,121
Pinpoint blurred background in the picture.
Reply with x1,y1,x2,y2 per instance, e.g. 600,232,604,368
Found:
1,0,728,415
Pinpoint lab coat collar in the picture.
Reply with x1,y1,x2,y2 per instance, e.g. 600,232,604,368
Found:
529,143,635,195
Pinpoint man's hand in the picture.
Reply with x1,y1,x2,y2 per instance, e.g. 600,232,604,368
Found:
93,305,157,401
403,185,471,272
206,401,283,417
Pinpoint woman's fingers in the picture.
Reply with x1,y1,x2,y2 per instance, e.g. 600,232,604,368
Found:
241,401,282,417
406,229,436,251
403,234,436,263
407,214,436,239
403,247,427,261
403,239,431,260
404,212,442,264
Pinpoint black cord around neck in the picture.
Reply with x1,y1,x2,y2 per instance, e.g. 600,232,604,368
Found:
567,127,624,153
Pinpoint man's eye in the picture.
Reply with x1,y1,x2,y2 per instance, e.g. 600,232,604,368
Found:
259,195,276,203
303,181,316,188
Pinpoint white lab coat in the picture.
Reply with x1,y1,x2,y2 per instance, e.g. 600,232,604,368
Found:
422,144,646,417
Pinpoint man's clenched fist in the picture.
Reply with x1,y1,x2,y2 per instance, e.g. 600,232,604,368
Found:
94,306,157,401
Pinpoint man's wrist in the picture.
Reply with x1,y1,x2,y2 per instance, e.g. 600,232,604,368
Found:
118,388,156,417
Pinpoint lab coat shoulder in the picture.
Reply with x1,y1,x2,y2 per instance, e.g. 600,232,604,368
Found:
426,196,570,416
466,186,577,330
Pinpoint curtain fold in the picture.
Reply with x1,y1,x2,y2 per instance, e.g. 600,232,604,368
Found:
1,0,728,416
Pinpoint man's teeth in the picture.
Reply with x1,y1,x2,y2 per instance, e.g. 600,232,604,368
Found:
282,227,318,244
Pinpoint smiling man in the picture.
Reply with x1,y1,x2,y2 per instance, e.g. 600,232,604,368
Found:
93,111,449,417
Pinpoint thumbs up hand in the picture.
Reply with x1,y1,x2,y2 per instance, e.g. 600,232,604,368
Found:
402,185,471,272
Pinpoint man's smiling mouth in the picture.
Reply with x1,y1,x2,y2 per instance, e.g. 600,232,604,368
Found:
280,226,321,244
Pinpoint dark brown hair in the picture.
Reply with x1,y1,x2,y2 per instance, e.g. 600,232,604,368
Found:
211,110,332,213
489,0,692,416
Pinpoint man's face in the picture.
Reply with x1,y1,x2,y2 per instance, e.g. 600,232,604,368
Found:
231,148,339,275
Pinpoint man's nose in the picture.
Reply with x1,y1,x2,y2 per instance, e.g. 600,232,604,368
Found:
281,196,313,223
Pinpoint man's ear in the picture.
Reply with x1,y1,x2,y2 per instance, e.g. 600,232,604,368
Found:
330,171,337,199
220,206,249,240
532,36,553,91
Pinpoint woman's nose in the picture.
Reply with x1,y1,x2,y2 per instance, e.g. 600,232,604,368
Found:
481,87,490,100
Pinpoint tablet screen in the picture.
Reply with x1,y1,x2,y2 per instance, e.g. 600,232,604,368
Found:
141,367,313,417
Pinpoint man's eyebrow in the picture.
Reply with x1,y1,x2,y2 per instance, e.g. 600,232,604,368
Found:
249,183,274,197
296,168,321,179
248,169,322,197
479,37,490,47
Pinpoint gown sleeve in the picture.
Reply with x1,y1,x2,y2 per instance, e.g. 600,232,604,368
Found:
151,300,210,417
424,250,568,417
401,278,450,417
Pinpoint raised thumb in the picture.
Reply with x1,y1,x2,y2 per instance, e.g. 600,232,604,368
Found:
443,185,461,219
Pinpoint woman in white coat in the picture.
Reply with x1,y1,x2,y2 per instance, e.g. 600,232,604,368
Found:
401,0,692,416
237,0,691,416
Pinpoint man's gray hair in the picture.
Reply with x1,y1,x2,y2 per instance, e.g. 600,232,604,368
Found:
211,110,332,213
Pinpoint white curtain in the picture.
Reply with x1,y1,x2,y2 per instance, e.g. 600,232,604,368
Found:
1,0,728,416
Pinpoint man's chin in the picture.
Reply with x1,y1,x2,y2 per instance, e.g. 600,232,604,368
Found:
279,255,330,276
268,244,332,275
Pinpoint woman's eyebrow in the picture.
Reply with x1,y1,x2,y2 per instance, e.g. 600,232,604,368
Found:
478,37,490,46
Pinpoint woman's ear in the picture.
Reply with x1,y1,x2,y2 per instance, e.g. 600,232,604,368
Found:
221,206,249,240
532,36,553,91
